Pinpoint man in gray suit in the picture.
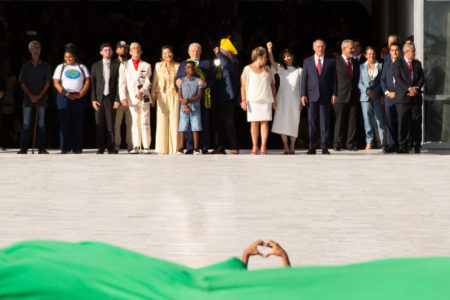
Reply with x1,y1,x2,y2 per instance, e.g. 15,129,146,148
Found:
91,43,121,154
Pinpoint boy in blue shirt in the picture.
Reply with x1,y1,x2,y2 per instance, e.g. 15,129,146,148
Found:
177,61,203,155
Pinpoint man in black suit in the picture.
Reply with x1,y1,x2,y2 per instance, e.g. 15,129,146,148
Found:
333,39,360,151
91,43,121,154
393,43,425,153
301,39,337,155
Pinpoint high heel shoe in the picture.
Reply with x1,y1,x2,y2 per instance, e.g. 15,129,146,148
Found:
251,146,259,155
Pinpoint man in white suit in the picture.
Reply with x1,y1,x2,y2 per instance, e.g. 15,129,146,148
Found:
119,42,153,154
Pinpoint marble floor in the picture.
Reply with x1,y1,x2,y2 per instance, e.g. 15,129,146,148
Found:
1,147,450,270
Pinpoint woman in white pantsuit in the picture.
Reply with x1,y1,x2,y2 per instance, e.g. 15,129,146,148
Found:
152,46,180,154
240,47,277,155
267,42,302,154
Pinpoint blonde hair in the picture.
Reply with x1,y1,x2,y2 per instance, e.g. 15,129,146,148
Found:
251,47,267,62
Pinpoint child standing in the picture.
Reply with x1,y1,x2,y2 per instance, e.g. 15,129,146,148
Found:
177,61,203,155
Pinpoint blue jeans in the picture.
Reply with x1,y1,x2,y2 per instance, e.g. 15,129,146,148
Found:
56,93,86,151
20,105,46,151
361,98,386,145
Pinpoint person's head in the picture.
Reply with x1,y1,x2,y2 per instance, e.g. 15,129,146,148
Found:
405,35,414,45
341,39,354,57
251,46,267,66
161,45,174,62
64,43,77,65
353,39,362,56
185,60,196,76
279,49,295,69
129,42,142,60
28,40,41,58
99,43,113,60
312,39,326,57
364,46,376,63
188,43,202,61
116,40,129,58
403,43,416,60
387,34,400,48
379,44,389,60
389,42,401,60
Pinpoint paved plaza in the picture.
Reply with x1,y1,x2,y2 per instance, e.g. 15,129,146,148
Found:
1,146,450,269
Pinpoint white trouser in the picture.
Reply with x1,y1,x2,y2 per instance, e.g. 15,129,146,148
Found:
129,102,151,149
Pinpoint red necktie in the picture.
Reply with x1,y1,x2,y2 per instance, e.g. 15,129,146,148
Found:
408,60,412,76
132,59,140,71
316,59,322,76
346,58,353,76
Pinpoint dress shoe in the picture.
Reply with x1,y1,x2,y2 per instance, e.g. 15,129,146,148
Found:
397,147,409,154
108,148,118,154
414,146,421,154
306,149,316,155
142,148,151,154
333,146,341,151
322,149,330,155
96,149,105,154
17,149,27,154
73,150,82,154
201,149,209,155
211,149,226,155
38,149,49,154
61,150,68,154
129,147,140,154
348,146,358,151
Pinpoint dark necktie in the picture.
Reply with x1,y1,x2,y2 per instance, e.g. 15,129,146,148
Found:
346,58,353,76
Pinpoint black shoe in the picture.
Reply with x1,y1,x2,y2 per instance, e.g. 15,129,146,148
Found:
211,149,226,155
61,150,68,154
322,149,330,155
185,149,193,155
348,146,358,151
384,145,396,153
201,149,209,155
108,148,118,154
96,149,105,154
414,146,421,154
17,149,27,154
73,150,82,154
398,147,409,154
306,149,316,155
38,149,49,154
333,147,342,151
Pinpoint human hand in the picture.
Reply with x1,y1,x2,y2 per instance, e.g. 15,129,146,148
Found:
121,100,128,107
368,90,376,99
272,100,277,110
301,96,308,106
113,102,120,109
387,92,395,99
151,100,156,107
199,80,206,87
331,95,337,104
30,95,39,103
213,47,219,54
267,42,273,52
136,91,143,100
176,78,183,87
180,98,188,105
240,100,247,111
68,93,78,100
243,240,264,257
185,107,192,114
263,240,290,267
92,101,100,111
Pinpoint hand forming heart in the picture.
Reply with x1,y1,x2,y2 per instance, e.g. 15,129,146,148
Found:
241,240,290,267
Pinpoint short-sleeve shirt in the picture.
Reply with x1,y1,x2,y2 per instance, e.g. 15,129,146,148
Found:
180,76,203,111
53,63,90,93
18,61,52,107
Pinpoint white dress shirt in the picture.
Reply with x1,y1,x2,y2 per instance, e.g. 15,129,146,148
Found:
314,54,324,70
342,54,353,71
103,59,111,96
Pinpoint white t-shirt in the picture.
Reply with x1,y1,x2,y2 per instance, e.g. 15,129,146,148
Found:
53,63,90,93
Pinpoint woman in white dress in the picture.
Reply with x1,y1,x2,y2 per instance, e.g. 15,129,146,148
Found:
240,47,277,155
267,42,302,154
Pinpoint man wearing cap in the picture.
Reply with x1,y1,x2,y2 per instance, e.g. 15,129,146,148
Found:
211,37,239,154
176,42,213,154
119,42,153,154
91,43,120,154
114,41,132,152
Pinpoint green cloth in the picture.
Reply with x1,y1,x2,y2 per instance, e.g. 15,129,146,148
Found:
1,240,450,299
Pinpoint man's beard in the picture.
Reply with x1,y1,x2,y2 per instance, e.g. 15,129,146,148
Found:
120,54,128,59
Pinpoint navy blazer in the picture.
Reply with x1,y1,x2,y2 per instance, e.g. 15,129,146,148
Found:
301,55,337,103
358,62,383,102
176,59,214,88
393,58,425,104
380,59,396,97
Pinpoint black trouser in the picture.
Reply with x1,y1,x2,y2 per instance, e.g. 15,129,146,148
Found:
212,100,238,151
396,100,422,149
95,95,115,150
333,101,358,149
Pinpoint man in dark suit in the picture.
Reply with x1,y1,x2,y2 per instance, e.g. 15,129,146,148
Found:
176,42,213,154
380,42,401,153
393,43,425,153
91,43,121,154
301,39,337,155
333,39,360,151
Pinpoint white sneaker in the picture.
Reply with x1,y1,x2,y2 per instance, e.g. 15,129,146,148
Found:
177,148,185,155
129,148,139,154
193,148,201,155
143,148,151,154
